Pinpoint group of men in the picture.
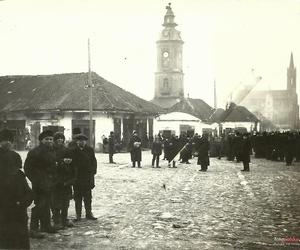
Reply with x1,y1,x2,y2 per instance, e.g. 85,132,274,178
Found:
0,128,97,249
109,131,211,171
212,131,300,167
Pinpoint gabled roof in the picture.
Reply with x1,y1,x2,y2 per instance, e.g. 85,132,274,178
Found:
167,98,214,121
0,72,162,114
208,108,225,123
220,103,259,122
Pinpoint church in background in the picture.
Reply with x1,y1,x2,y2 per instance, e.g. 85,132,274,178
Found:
151,4,260,137
151,3,184,109
239,53,299,130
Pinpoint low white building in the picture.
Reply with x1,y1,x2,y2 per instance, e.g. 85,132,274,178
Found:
0,72,161,151
153,98,215,137
154,111,213,136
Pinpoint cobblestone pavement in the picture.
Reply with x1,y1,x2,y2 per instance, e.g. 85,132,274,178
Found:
19,151,300,250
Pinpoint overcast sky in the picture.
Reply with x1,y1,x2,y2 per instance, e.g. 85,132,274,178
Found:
1,0,300,108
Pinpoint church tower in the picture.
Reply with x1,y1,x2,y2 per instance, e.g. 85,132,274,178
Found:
287,52,299,129
152,3,184,109
287,52,297,92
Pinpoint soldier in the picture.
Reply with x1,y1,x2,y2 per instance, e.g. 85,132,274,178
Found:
167,135,181,168
0,129,33,249
151,135,163,168
52,132,75,229
128,130,142,168
108,131,116,164
240,133,252,171
24,130,57,238
71,134,97,221
196,134,210,171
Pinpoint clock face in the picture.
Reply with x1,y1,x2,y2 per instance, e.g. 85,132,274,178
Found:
163,51,169,58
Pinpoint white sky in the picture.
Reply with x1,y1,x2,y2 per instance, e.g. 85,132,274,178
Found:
1,0,300,108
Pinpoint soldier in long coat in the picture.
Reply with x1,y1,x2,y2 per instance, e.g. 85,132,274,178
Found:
196,134,210,171
24,130,57,238
52,132,75,228
166,135,181,168
128,130,142,168
151,135,162,168
71,134,97,221
240,133,252,171
0,129,33,249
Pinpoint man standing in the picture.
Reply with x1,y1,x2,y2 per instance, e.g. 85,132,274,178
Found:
196,134,210,172
0,129,33,249
151,135,162,168
108,131,116,164
128,130,142,168
71,134,97,221
240,133,252,171
24,130,57,238
52,132,75,229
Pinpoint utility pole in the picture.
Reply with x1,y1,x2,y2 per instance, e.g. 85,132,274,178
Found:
88,38,94,147
214,79,217,109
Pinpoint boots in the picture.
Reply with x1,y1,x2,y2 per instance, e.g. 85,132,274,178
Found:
30,207,45,239
74,200,82,222
85,199,97,220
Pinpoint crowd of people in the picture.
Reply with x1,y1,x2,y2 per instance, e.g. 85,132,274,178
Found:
1,127,299,249
0,128,97,249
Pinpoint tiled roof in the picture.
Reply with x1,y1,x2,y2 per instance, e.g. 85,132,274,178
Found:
0,72,162,114
220,103,259,122
167,98,214,121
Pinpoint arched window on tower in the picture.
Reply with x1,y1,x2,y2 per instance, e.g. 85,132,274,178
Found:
161,78,170,95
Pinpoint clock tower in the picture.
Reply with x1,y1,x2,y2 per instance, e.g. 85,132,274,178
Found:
152,3,184,108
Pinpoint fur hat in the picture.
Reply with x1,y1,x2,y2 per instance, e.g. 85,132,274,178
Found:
54,132,65,141
73,133,88,141
38,130,54,141
0,129,14,142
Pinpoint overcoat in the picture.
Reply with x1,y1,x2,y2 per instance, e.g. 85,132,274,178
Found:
0,148,33,250
71,145,97,189
128,135,142,162
197,137,210,166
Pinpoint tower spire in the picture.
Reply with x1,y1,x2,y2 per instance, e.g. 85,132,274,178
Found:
163,3,177,27
287,52,296,91
289,52,294,68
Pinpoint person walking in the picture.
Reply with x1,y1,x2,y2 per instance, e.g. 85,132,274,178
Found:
0,129,33,249
151,135,162,168
24,130,58,238
71,134,97,221
128,130,142,168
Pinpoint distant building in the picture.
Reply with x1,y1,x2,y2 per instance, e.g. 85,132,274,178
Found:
154,98,215,137
215,103,260,133
151,3,184,109
0,72,161,150
151,4,260,136
239,53,299,130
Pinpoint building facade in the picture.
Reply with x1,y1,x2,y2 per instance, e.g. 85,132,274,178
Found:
151,3,184,109
239,53,299,130
0,73,160,151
